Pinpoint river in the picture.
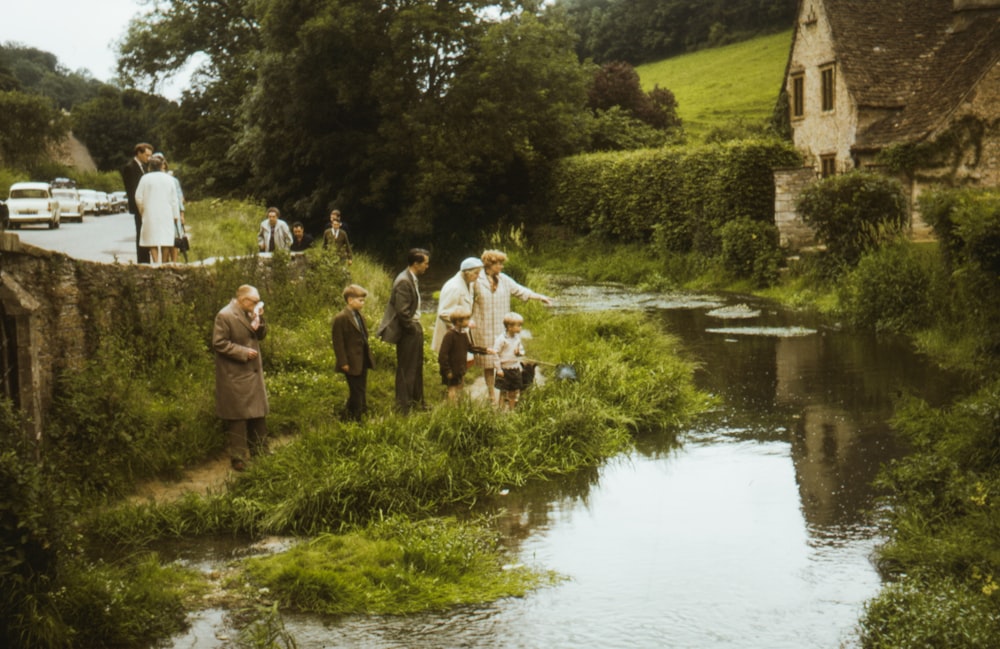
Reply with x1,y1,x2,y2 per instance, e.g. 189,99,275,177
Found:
168,283,965,648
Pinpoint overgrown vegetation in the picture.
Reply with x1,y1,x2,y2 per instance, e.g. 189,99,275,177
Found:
0,198,708,646
242,517,557,615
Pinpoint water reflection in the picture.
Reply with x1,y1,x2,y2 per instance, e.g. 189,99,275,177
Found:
168,282,968,648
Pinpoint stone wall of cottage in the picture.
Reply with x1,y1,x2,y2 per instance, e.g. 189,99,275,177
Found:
773,166,820,248
787,0,859,175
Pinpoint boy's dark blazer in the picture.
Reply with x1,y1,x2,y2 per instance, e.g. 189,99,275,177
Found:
332,307,375,375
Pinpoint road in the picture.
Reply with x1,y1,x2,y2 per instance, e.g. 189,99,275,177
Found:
11,212,140,263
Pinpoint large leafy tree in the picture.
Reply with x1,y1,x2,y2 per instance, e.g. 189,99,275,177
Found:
0,91,67,169
71,87,174,171
118,0,595,246
117,0,262,196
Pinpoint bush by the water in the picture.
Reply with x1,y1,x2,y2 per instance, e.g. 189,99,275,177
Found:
861,381,1000,647
719,217,782,287
837,243,941,335
796,171,909,269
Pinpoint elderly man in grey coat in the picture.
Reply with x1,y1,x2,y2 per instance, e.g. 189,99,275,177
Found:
213,284,269,471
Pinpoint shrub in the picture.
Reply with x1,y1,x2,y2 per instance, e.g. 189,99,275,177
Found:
860,575,1000,649
719,217,782,287
544,137,800,250
796,171,909,267
838,243,938,334
920,188,1000,275
0,411,69,648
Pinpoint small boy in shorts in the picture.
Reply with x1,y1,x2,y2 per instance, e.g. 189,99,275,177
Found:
492,312,526,409
438,307,473,402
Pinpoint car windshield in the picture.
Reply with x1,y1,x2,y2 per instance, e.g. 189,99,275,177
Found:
10,189,49,199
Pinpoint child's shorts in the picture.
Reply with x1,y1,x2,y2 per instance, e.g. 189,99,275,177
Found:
497,366,522,392
441,371,465,387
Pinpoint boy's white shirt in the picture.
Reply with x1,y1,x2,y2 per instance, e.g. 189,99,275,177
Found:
492,331,524,370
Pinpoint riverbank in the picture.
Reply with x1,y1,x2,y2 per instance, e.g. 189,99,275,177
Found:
526,224,1000,648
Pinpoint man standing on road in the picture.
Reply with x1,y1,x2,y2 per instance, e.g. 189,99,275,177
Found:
213,285,269,471
121,142,153,264
377,248,430,413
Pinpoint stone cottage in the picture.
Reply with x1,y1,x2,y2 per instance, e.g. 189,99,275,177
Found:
775,0,1000,247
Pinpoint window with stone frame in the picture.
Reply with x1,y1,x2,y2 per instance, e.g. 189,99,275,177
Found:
820,154,837,178
791,72,805,118
821,64,835,112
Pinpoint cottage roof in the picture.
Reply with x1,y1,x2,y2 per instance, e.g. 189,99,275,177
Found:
819,0,1000,149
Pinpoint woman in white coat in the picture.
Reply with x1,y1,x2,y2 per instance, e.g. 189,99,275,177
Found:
432,257,484,353
135,155,180,264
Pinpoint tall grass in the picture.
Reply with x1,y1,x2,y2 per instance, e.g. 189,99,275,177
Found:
636,30,792,142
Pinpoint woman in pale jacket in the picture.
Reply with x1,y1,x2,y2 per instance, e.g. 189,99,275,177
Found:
432,257,483,353
471,250,552,402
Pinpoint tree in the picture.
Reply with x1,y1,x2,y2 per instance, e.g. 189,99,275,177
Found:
585,61,681,149
116,0,262,195
0,91,67,169
71,87,174,171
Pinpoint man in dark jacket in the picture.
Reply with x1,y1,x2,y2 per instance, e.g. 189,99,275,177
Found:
376,248,430,412
120,142,153,263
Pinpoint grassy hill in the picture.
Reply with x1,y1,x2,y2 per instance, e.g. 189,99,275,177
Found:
637,30,792,142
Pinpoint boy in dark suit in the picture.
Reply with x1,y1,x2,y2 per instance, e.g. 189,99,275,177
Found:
332,284,376,420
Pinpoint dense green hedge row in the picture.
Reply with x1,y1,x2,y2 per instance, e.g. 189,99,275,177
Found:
542,137,800,253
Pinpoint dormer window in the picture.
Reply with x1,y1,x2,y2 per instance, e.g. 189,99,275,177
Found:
821,65,836,112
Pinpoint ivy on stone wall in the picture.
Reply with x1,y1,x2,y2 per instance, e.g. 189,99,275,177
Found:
877,115,994,182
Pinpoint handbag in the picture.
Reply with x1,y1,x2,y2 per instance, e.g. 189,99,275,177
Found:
174,235,190,252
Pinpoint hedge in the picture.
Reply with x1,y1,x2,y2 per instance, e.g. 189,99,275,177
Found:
542,137,800,254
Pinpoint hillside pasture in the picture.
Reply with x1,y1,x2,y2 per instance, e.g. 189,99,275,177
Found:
637,30,792,141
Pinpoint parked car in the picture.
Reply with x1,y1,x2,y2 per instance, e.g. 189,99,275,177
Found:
51,177,77,189
109,191,128,213
6,182,60,229
96,191,112,215
51,187,84,223
77,189,100,215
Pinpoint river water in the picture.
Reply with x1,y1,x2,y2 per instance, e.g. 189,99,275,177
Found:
169,284,965,648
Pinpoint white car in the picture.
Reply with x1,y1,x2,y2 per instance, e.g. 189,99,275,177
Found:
6,182,60,229
110,191,128,213
78,189,100,215
96,191,112,215
51,187,84,223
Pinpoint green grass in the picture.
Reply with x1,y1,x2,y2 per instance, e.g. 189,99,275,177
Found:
637,30,792,141
242,517,556,615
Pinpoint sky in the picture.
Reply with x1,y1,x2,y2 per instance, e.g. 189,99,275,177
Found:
2,0,190,99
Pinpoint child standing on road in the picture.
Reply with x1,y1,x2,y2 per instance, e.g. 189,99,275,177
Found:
438,307,474,402
492,312,526,410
